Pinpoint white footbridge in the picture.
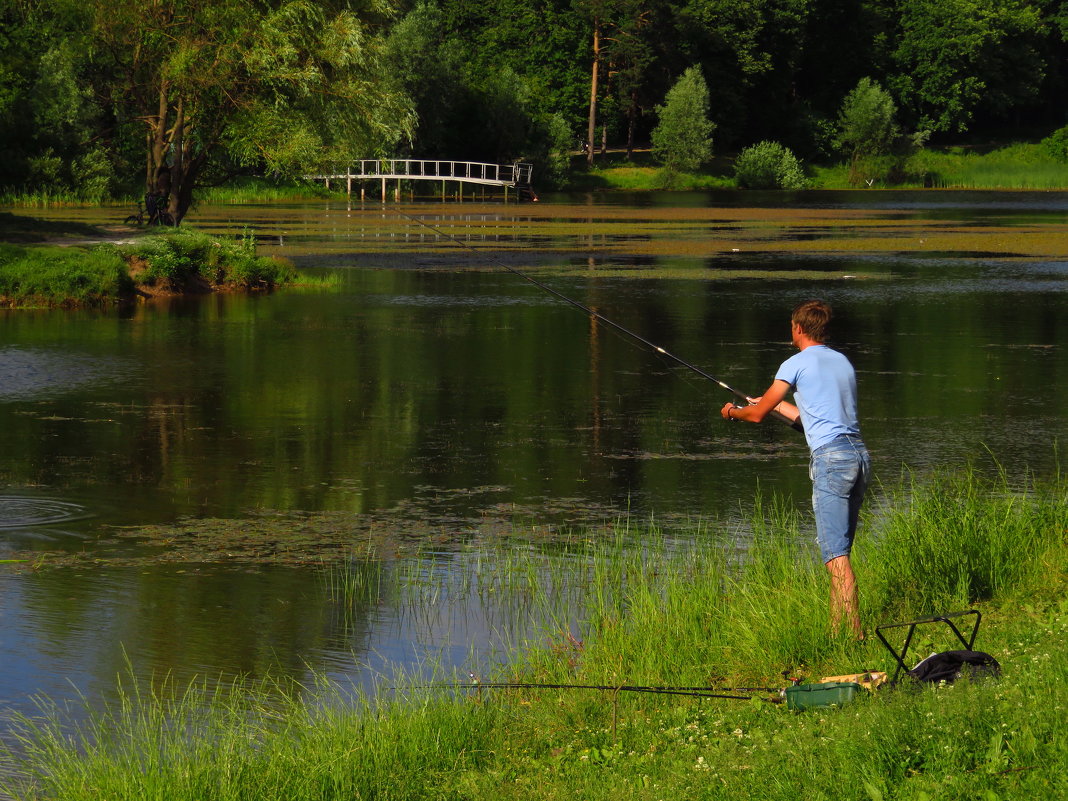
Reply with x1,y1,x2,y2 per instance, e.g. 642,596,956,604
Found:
308,159,536,201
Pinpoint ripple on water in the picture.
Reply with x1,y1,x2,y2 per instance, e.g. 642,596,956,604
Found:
0,497,90,529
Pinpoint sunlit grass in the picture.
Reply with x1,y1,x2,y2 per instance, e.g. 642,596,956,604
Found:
0,242,131,307
0,190,125,208
123,227,296,290
569,165,734,191
811,143,1068,190
0,227,302,308
910,143,1068,189
197,177,341,204
5,464,1067,799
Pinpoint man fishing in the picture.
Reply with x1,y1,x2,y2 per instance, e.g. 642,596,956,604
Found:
720,300,871,639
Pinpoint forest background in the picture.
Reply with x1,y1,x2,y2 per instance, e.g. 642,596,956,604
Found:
4,0,1068,219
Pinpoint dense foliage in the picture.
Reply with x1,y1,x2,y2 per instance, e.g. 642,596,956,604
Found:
733,140,806,189
650,66,714,172
2,0,1067,200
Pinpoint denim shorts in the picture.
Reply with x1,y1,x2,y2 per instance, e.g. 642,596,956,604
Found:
809,434,871,563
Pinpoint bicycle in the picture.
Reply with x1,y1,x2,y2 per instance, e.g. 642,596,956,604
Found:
123,194,176,227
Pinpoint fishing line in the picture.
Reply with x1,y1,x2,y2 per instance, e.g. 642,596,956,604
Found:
392,209,802,433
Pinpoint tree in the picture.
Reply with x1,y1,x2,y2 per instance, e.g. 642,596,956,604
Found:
83,0,414,223
889,0,1045,134
0,1,114,198
650,66,714,172
603,0,674,159
678,0,812,146
385,2,467,157
836,77,899,164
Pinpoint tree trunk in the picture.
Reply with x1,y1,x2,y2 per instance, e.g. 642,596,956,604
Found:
626,90,637,159
168,98,187,223
587,22,600,167
148,82,169,197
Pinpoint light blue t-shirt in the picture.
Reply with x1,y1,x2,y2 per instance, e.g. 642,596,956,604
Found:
774,345,860,452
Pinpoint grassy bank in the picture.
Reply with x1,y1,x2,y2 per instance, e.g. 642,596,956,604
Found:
904,143,1068,189
0,227,297,308
4,465,1066,799
0,243,132,307
570,141,1068,192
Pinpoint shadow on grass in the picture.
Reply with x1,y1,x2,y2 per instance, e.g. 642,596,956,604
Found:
0,211,105,243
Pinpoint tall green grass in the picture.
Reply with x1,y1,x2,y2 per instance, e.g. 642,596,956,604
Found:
860,465,1067,614
811,142,1068,189
907,144,1068,189
3,672,504,801
5,465,1067,800
0,243,131,307
0,190,125,208
197,177,341,204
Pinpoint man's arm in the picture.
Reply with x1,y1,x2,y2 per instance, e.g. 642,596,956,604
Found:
720,380,797,424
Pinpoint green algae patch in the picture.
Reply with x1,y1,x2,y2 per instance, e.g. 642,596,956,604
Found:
10,513,404,569
3,509,575,571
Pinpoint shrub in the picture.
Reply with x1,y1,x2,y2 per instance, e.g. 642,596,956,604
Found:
541,112,574,189
1041,125,1068,162
733,141,807,189
125,228,294,289
836,78,899,161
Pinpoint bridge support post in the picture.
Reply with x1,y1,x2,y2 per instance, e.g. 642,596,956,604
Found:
381,177,386,202
346,174,352,196
395,179,400,202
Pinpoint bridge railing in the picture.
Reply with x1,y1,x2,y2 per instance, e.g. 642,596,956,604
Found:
345,159,533,186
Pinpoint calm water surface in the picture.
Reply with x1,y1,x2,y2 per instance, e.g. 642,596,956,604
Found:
1,190,1066,730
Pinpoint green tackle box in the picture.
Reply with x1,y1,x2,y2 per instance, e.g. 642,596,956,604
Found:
784,681,863,711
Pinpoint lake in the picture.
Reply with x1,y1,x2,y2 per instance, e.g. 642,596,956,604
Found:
1,190,1066,728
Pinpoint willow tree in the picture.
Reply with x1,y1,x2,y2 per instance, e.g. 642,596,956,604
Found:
86,0,413,223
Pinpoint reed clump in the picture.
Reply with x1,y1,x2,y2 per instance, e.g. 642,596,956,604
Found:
4,465,1066,800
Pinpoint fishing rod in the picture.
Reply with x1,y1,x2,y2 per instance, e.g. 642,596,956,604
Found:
394,679,782,702
394,209,803,434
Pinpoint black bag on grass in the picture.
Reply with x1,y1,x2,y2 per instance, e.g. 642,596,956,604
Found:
907,650,1001,684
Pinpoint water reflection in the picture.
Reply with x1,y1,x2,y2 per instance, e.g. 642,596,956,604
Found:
0,346,135,401
0,192,1066,738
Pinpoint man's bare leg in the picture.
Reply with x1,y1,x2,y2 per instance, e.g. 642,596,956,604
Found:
826,555,862,638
